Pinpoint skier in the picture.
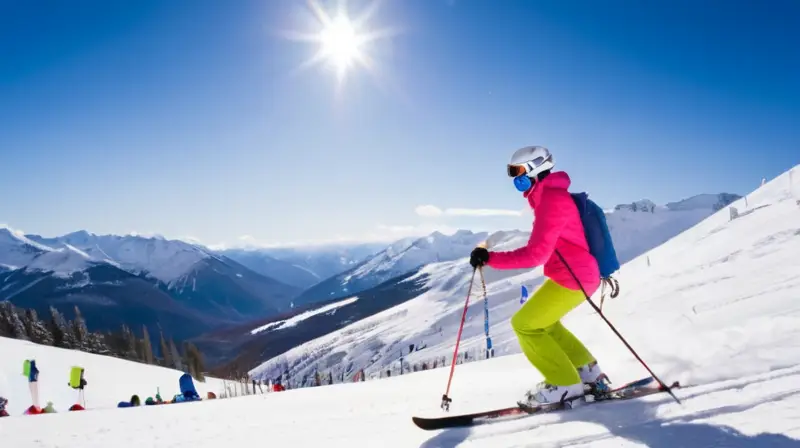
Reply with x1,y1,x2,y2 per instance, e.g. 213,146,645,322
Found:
469,145,609,407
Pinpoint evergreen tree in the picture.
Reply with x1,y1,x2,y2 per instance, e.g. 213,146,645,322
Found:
159,330,172,367
182,342,196,378
102,330,127,357
120,324,138,360
24,308,54,345
0,302,13,337
2,302,29,340
48,306,65,347
141,325,154,364
71,305,89,349
48,306,76,348
84,332,110,355
183,342,206,381
169,338,183,370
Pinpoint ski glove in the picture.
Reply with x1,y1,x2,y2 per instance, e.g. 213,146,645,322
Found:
470,247,489,268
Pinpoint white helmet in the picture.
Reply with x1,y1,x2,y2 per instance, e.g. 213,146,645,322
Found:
507,145,555,179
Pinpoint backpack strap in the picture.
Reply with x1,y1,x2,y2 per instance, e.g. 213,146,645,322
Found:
599,276,620,312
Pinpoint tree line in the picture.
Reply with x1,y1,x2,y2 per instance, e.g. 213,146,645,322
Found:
0,301,206,381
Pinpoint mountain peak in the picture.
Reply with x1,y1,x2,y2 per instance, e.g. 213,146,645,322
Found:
666,193,742,212
614,199,657,213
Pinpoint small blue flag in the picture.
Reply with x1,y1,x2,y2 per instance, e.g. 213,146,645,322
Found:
520,285,528,304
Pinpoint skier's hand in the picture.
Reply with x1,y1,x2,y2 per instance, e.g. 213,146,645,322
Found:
469,247,489,268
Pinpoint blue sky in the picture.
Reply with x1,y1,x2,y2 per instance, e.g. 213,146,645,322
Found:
1,0,798,247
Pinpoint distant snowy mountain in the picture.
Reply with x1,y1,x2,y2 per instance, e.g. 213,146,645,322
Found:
0,264,219,340
249,176,789,386
218,249,323,290
291,230,490,307
0,228,301,338
28,230,209,285
272,243,388,278
665,193,742,212
606,193,741,263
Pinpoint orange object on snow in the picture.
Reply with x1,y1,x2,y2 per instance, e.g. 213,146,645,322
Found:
272,383,285,392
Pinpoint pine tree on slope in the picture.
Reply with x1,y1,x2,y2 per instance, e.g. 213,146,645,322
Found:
141,325,155,365
159,330,172,367
72,305,89,350
170,339,183,370
24,309,54,345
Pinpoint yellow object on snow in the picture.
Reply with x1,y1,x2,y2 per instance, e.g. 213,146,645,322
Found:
69,366,84,389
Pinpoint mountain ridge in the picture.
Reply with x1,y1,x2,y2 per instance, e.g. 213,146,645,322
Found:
0,227,301,339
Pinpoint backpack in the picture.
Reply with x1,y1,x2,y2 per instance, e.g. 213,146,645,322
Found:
571,192,621,307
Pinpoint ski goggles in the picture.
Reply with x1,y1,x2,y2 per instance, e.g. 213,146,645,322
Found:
506,155,548,177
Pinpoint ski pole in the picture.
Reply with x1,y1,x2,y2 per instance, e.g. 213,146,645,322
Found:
479,268,493,359
554,250,682,405
440,266,477,411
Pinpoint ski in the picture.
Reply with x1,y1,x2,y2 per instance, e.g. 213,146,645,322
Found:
411,376,680,431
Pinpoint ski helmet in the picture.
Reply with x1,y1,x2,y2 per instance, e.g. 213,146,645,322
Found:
507,146,555,192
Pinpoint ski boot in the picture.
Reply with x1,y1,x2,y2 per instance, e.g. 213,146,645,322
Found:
517,381,585,411
578,361,612,400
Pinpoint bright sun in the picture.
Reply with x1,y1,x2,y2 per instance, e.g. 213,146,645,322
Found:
319,17,363,74
279,0,398,85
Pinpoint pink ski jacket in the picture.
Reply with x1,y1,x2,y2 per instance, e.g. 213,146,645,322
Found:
486,171,600,295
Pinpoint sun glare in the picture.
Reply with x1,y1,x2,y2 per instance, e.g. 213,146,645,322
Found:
280,0,399,86
320,17,362,74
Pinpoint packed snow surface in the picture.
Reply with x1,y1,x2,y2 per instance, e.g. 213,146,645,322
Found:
2,350,800,447
250,296,360,335
0,337,224,417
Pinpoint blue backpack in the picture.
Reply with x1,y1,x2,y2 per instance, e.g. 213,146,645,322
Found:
570,192,621,304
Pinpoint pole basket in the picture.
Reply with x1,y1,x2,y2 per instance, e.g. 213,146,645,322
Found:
441,394,452,411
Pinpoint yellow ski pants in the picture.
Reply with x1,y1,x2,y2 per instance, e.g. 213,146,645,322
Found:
510,279,595,386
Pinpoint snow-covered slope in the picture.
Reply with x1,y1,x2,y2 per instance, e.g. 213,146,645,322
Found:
292,230,490,307
250,297,359,335
250,167,798,398
5,332,800,447
0,336,224,416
